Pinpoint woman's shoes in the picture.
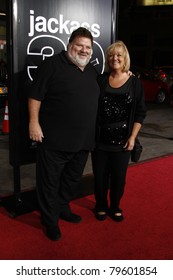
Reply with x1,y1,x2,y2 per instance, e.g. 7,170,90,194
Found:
109,209,124,222
95,211,107,221
94,209,124,222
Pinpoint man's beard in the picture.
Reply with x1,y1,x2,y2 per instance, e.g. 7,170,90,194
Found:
68,52,90,67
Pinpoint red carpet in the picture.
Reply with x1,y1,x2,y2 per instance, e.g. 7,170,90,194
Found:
0,155,173,260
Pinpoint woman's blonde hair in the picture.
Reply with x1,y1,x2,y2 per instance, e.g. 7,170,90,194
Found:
104,40,130,72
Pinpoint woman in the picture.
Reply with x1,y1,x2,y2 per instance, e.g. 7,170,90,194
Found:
92,40,146,222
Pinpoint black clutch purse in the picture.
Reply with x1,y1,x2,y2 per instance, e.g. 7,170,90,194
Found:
131,138,143,162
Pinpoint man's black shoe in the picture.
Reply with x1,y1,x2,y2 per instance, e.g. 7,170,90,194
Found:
60,212,82,223
45,225,62,241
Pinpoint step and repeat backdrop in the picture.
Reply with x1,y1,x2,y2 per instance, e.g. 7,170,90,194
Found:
7,0,118,165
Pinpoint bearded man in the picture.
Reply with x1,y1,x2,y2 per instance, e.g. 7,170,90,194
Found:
28,27,99,241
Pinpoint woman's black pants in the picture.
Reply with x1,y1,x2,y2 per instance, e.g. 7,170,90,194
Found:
92,149,131,212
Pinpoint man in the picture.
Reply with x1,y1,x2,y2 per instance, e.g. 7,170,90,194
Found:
28,27,100,241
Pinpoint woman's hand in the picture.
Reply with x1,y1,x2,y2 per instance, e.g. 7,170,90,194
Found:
123,136,135,151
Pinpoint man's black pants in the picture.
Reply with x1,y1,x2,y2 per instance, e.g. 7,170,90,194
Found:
36,145,89,226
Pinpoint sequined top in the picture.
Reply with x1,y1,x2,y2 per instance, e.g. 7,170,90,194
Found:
98,77,133,151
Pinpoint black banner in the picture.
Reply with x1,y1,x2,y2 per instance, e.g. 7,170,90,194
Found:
7,0,118,166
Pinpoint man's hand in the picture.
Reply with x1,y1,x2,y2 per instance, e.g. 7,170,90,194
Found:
29,121,44,142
